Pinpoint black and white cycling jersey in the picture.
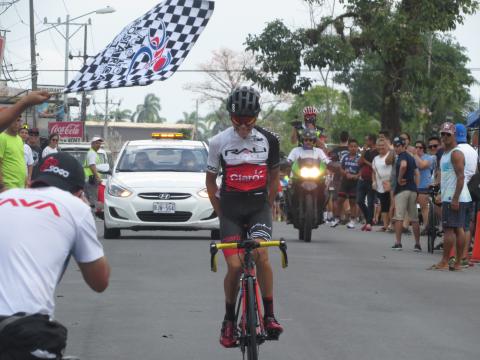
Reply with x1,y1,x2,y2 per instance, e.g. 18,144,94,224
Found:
207,126,280,193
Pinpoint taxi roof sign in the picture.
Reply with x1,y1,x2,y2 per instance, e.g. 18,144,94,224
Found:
151,132,184,139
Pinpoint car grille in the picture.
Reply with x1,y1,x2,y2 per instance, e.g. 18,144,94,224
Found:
138,192,191,200
136,211,192,222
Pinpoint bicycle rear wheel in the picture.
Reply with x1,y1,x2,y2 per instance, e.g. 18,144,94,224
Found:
427,199,436,254
246,277,259,360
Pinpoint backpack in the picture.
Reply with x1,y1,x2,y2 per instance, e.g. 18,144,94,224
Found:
0,313,67,359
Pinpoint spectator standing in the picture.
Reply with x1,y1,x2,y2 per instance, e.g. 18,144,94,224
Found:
331,139,360,229
391,136,421,250
41,133,60,159
83,136,104,210
18,125,34,187
27,127,42,180
357,134,378,231
27,128,42,167
430,122,471,270
412,140,435,235
428,135,444,184
0,117,26,190
455,123,478,267
372,138,393,231
329,131,350,223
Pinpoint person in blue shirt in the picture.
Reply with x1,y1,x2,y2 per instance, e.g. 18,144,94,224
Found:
413,140,436,235
330,139,360,229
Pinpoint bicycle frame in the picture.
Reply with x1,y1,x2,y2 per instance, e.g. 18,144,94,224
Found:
210,239,287,359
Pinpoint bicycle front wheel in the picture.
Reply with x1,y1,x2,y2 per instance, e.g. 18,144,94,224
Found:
246,277,259,360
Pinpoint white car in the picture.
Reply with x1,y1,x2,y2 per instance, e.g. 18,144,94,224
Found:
103,136,219,239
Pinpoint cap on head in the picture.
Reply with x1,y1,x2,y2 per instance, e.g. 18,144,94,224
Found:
393,136,406,147
91,136,104,143
440,122,456,135
455,123,467,143
303,128,318,140
32,152,85,193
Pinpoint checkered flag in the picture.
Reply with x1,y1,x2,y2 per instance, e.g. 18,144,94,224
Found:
64,0,214,93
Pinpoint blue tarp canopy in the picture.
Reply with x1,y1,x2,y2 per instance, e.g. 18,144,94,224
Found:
466,109,480,128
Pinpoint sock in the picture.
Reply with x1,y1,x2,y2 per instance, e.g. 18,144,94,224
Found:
263,296,274,318
224,302,236,322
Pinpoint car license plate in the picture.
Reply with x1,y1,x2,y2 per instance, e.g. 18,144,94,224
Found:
153,202,176,214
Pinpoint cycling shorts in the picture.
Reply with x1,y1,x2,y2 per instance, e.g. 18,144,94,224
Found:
219,191,272,258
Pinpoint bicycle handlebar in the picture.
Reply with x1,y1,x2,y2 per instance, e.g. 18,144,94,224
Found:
210,239,288,272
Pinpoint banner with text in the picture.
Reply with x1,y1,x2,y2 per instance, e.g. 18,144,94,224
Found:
48,121,84,142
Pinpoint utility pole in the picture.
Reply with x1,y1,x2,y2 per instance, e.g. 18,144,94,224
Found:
29,0,38,127
80,24,88,122
94,90,120,141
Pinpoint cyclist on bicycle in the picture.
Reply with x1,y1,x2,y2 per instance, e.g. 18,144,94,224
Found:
206,86,283,348
0,152,110,358
290,106,326,149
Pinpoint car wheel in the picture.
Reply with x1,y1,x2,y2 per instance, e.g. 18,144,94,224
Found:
211,229,221,240
104,222,120,239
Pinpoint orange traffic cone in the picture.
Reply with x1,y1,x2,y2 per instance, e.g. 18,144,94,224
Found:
470,211,480,263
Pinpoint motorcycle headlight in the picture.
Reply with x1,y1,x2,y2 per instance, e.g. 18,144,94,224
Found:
197,188,209,198
108,180,133,198
300,167,321,179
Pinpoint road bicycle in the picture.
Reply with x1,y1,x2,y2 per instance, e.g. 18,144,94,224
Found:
427,184,442,253
210,239,288,360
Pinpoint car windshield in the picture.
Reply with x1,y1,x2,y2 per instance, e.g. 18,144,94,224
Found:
116,146,208,173
62,150,108,165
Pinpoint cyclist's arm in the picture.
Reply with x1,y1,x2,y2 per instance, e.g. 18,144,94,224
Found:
78,257,110,292
206,171,221,217
0,91,50,132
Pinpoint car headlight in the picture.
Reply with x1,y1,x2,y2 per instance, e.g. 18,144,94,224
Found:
300,167,321,179
108,180,133,198
197,188,209,198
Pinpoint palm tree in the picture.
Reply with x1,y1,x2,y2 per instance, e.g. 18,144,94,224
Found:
176,111,209,140
111,108,132,122
132,94,164,123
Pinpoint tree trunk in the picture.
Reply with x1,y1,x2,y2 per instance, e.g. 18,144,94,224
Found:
380,60,406,135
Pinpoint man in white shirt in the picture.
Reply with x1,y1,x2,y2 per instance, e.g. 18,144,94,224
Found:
455,123,478,267
83,136,104,210
0,152,110,358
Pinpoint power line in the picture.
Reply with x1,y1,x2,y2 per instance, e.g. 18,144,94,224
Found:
7,67,480,73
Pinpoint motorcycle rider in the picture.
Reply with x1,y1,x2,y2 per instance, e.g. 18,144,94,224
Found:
286,129,331,222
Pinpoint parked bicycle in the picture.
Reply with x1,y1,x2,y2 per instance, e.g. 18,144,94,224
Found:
427,184,442,253
210,239,288,360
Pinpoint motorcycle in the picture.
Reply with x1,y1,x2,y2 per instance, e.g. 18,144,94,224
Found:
286,158,327,242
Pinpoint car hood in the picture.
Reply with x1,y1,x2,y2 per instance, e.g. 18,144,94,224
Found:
113,171,206,189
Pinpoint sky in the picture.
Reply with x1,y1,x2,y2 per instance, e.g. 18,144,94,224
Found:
1,0,479,123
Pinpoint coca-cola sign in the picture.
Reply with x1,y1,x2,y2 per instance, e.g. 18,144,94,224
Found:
48,122,84,141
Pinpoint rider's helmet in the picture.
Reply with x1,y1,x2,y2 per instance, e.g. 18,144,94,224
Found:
227,86,261,117
303,106,318,119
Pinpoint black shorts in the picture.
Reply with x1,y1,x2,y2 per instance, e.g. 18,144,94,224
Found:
220,191,273,257
442,202,469,228
377,192,391,213
339,179,358,199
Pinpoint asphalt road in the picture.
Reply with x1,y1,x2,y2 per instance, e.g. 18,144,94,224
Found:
55,221,480,360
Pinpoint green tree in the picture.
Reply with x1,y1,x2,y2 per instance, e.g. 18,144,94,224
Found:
176,111,209,140
132,93,165,123
245,0,478,134
111,108,133,122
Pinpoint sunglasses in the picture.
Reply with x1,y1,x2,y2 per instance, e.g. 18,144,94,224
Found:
440,132,452,137
231,115,256,127
428,144,438,149
415,146,424,149
304,138,315,143
29,133,39,136
51,138,59,142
